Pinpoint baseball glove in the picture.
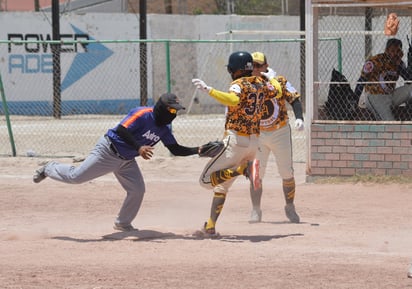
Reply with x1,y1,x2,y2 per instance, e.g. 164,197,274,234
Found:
199,140,224,158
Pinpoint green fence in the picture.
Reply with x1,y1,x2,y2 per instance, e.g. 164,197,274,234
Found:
0,38,342,161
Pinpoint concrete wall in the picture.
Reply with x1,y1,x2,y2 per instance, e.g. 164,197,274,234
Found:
0,13,301,114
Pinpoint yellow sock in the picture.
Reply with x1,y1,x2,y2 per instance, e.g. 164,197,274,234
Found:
206,218,216,230
210,163,248,186
236,162,248,175
283,177,296,204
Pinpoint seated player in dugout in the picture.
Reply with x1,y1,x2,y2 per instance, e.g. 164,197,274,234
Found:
354,38,412,121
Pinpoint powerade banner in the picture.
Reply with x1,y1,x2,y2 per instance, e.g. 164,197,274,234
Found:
8,25,113,91
0,13,144,115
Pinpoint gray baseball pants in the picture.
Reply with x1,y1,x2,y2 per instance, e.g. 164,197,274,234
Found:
366,84,412,121
44,136,145,227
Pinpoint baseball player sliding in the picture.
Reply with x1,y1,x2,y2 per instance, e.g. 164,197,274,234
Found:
248,52,304,224
192,51,282,237
33,93,218,232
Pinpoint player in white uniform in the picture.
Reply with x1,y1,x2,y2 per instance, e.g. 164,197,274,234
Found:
248,52,304,223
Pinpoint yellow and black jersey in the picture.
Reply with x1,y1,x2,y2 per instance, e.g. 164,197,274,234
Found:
260,75,301,131
225,75,280,135
361,53,400,95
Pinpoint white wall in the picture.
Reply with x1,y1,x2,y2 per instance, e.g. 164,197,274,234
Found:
0,12,300,113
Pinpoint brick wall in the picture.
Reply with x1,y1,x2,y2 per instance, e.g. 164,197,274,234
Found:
310,122,412,177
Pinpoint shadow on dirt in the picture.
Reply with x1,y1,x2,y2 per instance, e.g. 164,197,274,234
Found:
52,230,304,243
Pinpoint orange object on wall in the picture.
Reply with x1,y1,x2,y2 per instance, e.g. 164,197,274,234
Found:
384,13,399,36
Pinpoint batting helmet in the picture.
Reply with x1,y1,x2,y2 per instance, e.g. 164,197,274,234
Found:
227,51,253,73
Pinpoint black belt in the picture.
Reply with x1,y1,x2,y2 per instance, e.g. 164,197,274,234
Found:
104,135,126,160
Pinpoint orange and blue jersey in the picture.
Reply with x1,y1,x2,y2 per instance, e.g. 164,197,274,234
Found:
106,107,177,159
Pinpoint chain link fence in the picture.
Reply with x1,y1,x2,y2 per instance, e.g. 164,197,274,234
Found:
0,38,321,161
315,8,412,121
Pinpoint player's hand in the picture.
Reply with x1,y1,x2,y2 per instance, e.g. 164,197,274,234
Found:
294,119,304,131
192,78,212,93
139,145,154,160
261,68,276,80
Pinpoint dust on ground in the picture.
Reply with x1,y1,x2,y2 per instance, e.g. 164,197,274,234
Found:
1,156,412,289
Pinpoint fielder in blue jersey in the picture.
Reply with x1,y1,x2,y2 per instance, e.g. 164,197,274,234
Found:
33,93,201,232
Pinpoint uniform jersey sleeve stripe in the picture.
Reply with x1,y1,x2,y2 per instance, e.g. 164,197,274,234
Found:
122,108,153,128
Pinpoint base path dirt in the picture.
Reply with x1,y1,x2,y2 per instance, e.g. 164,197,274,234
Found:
1,156,412,289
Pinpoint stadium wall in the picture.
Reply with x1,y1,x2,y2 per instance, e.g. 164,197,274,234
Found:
0,13,299,115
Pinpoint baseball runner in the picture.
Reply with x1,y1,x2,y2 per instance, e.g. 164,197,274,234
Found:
33,93,215,232
192,51,282,237
248,52,304,224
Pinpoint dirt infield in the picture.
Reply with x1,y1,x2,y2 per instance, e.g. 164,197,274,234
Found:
1,156,412,289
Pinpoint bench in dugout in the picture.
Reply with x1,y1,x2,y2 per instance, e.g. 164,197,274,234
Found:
320,69,412,121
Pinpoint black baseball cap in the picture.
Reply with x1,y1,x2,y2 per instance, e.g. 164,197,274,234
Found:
386,38,402,50
159,93,185,110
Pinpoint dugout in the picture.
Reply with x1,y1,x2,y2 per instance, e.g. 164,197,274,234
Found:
306,0,412,178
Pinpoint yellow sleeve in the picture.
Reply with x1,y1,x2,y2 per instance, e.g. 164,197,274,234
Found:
269,78,283,99
209,89,240,106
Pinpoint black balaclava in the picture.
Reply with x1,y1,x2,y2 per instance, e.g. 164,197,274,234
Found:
154,98,177,126
153,93,185,126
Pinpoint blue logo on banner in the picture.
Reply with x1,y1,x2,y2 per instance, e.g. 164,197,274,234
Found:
61,24,113,91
